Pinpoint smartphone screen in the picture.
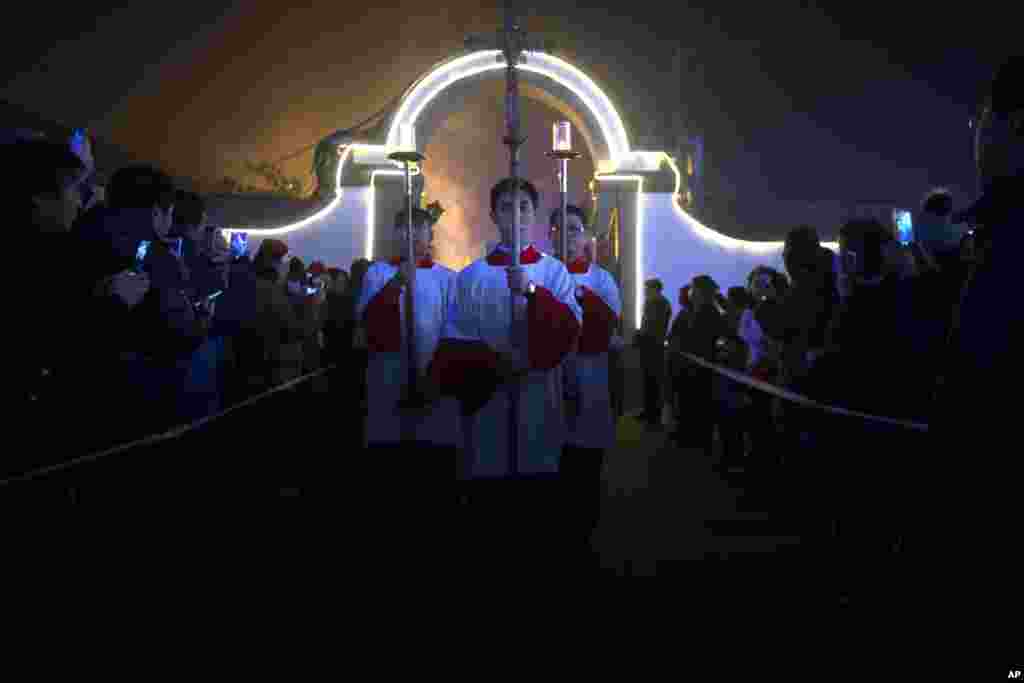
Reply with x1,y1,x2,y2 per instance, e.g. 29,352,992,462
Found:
135,240,151,271
229,232,248,258
305,276,319,295
893,209,914,245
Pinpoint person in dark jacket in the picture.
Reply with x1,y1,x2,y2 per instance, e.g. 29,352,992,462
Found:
676,275,734,453
11,139,150,481
173,191,231,421
930,57,1024,582
323,268,353,369
74,165,209,443
806,219,947,556
216,253,261,408
772,225,839,390
636,278,672,427
174,191,230,299
349,257,372,417
666,284,693,440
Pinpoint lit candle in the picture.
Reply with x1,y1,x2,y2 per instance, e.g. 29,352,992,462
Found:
553,121,572,152
398,123,416,152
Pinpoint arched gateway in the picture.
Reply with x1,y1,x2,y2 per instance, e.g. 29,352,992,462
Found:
209,49,815,336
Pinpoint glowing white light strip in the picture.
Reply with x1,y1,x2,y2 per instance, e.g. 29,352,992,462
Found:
518,53,630,164
239,144,356,236
597,165,838,329
233,55,839,274
661,152,839,252
366,184,376,261
367,169,405,260
386,50,631,168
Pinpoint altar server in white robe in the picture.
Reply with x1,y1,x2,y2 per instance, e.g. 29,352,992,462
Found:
550,204,622,546
357,207,459,473
431,179,581,563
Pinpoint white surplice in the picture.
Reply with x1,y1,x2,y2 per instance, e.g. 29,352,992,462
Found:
357,259,460,446
564,261,622,451
442,244,582,479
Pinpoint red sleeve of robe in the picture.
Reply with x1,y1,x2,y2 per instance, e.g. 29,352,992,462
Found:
428,339,502,415
527,285,581,371
428,339,499,392
362,282,401,353
577,286,618,355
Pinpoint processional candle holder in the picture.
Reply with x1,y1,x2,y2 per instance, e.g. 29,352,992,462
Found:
388,147,431,423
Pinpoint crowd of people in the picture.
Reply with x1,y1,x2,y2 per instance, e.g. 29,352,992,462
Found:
634,211,969,551
631,74,1011,556
14,136,372,488
10,54,1021,575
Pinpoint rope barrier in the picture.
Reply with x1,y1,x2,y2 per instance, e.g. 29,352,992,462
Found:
674,351,930,433
5,345,930,487
0,363,338,487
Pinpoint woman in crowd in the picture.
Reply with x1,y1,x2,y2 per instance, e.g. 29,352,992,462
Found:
247,241,316,393
739,266,786,470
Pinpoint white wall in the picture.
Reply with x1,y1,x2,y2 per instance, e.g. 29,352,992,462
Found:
641,193,789,321
243,189,841,328
246,188,372,272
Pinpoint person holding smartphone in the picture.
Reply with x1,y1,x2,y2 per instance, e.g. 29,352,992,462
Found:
173,191,231,296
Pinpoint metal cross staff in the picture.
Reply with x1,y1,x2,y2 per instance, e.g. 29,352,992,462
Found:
466,5,562,474
501,6,526,477
468,5,549,475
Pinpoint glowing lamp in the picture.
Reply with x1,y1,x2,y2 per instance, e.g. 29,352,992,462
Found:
553,121,572,152
397,123,416,153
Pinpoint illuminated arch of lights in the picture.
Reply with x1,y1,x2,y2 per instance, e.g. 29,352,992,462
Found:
235,50,834,326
